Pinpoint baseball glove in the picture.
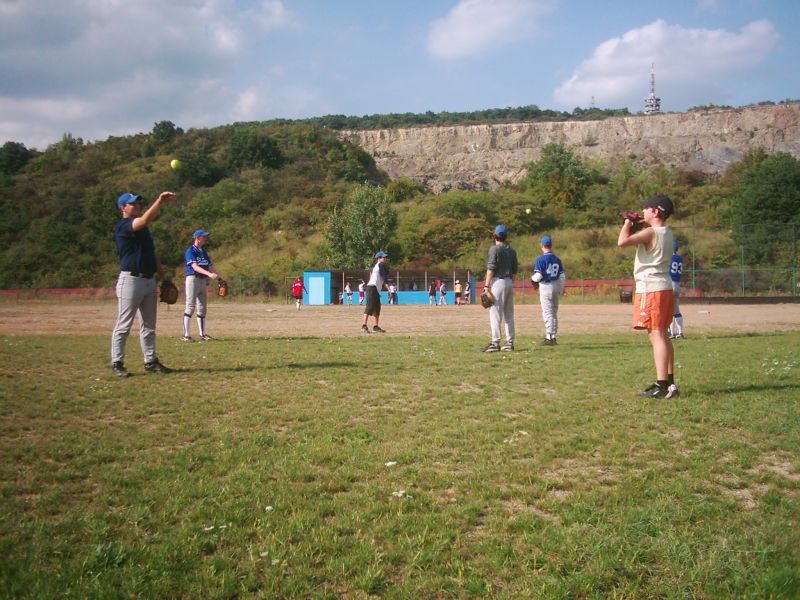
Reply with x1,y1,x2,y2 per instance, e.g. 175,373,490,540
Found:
621,211,644,233
217,278,228,297
160,280,179,305
480,288,495,309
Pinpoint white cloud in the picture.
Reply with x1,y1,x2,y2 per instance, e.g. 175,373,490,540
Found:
427,0,554,60
0,0,298,148
553,19,780,111
251,0,298,31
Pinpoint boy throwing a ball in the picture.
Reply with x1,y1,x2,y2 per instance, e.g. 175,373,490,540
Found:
618,195,679,399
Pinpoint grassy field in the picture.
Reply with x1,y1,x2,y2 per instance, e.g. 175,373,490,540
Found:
1,329,799,598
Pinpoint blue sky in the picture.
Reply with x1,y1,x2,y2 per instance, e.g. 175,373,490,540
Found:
1,0,797,150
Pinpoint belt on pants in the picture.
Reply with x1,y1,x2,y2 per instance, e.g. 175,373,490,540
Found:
188,274,208,279
122,271,154,279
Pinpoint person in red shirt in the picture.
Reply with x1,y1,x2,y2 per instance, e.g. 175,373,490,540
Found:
358,279,366,304
292,276,307,310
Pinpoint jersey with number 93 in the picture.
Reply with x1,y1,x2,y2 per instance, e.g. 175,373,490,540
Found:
670,253,683,283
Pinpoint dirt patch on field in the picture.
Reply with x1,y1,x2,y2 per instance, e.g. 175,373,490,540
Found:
1,300,799,337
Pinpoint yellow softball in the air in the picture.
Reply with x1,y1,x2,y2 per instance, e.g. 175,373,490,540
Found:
170,159,181,170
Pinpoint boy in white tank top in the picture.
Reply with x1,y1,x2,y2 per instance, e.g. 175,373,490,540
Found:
618,195,679,399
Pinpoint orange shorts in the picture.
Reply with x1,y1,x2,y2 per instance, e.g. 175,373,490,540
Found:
633,290,674,331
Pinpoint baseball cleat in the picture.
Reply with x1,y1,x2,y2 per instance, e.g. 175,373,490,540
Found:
112,362,131,378
640,383,670,398
482,342,500,353
667,384,680,398
540,338,554,346
181,336,193,342
675,333,685,339
361,324,371,334
200,334,214,341
501,342,514,351
372,326,386,333
144,359,173,374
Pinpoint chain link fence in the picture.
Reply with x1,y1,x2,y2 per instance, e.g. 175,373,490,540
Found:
670,221,799,296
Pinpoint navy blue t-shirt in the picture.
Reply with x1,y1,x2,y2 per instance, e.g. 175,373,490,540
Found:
114,218,157,273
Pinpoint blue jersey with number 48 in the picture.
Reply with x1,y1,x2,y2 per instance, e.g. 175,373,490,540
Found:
534,252,564,283
670,253,683,283
185,244,213,276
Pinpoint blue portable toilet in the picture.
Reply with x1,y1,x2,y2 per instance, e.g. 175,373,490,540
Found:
304,271,331,305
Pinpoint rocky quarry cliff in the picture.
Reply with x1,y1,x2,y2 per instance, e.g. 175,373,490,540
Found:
340,102,800,193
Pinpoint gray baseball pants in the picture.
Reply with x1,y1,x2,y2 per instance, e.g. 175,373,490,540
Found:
671,281,681,316
184,275,208,317
489,277,515,345
111,272,157,364
539,279,563,339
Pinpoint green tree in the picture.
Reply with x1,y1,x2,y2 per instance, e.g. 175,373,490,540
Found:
324,183,397,268
0,141,33,176
151,120,183,144
525,143,596,223
385,177,425,202
730,151,800,222
227,128,285,171
175,146,225,187
729,151,800,263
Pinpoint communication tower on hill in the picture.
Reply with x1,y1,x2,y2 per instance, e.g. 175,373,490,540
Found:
644,63,661,115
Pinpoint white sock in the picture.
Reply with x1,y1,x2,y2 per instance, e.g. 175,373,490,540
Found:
197,316,206,337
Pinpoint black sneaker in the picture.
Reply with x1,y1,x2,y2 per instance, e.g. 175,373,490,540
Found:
372,325,386,333
675,333,685,340
144,359,172,374
482,342,500,353
112,362,131,378
501,342,514,351
540,338,554,346
640,383,670,398
361,324,371,334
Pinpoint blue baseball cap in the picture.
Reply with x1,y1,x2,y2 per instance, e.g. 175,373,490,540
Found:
374,250,388,258
541,235,552,247
193,229,210,238
117,192,141,208
494,224,508,235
